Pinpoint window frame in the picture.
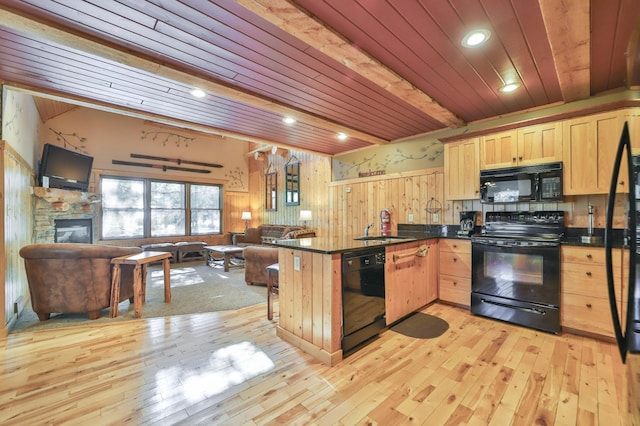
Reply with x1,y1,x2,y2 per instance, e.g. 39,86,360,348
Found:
99,175,223,240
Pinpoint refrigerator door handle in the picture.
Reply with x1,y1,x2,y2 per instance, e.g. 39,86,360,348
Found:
605,121,635,363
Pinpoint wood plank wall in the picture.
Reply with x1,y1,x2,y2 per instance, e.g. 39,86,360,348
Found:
1,141,33,334
328,168,445,237
248,147,332,236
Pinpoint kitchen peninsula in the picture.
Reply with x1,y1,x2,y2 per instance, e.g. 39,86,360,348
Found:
270,235,439,365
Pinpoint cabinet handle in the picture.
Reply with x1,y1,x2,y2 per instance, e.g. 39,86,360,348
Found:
453,244,457,248
512,157,516,162
586,254,592,259
586,271,592,277
619,181,625,185
453,257,457,262
518,156,523,161
453,281,457,286
586,303,592,308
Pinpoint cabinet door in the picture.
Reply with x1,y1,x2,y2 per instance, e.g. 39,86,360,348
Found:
385,240,437,325
516,122,562,166
563,111,626,195
444,138,480,200
480,130,517,169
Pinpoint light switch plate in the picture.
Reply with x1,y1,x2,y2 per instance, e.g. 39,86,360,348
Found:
433,213,439,223
294,255,301,271
408,213,414,222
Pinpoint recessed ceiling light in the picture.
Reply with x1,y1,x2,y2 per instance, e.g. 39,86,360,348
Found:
461,29,491,48
499,82,521,93
282,116,296,125
337,132,348,141
190,88,206,98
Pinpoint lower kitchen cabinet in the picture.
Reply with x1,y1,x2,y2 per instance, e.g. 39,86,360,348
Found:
560,245,622,338
385,240,438,324
438,238,471,307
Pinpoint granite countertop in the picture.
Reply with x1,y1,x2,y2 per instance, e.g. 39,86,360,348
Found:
268,226,629,253
268,233,439,254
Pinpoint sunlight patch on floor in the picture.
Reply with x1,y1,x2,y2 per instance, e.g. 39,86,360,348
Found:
150,267,204,288
153,341,275,403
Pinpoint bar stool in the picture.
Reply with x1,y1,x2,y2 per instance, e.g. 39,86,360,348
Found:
266,263,279,320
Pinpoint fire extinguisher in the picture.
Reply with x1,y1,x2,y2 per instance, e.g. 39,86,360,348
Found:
381,208,391,236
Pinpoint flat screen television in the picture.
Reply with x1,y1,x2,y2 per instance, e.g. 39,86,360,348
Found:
38,144,94,192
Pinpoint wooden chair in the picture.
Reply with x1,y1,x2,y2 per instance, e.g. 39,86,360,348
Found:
266,263,279,320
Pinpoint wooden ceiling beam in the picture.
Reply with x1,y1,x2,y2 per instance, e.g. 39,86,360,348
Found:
235,0,465,129
539,0,590,102
0,6,388,147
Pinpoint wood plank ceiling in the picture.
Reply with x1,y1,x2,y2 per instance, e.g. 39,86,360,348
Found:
0,0,638,155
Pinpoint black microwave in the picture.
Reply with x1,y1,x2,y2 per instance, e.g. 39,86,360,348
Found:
480,162,563,203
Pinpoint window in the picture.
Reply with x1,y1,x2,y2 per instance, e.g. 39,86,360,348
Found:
100,176,222,239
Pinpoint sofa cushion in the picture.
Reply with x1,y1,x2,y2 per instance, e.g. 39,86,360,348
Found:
282,229,315,239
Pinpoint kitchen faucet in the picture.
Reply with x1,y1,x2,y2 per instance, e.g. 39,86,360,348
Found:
364,223,373,236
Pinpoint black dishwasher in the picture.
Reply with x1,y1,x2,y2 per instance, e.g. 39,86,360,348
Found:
342,248,386,354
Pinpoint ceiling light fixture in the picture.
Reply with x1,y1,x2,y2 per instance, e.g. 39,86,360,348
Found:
461,29,491,48
337,132,348,141
282,116,296,125
190,88,206,98
499,82,521,93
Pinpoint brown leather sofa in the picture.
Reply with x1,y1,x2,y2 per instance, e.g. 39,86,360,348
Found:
19,243,142,320
241,226,316,285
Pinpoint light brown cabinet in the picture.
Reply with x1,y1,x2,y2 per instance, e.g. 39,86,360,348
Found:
560,245,623,338
385,240,438,324
479,130,517,169
438,238,471,307
562,110,627,195
479,122,562,170
444,138,480,200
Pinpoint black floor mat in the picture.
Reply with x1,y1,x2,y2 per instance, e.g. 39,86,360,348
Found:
390,312,449,339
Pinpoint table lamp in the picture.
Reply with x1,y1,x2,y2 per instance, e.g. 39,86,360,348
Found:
299,210,312,226
241,211,252,230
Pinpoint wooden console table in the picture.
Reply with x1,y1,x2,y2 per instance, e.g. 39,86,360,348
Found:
110,251,172,318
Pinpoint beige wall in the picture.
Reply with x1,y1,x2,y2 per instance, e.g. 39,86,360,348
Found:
1,89,39,333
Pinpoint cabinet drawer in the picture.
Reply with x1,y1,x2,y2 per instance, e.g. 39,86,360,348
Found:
439,275,470,307
561,263,621,299
561,293,614,338
439,252,471,278
439,239,471,254
561,246,621,265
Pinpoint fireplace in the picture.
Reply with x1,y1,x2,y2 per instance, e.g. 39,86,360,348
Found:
54,219,93,244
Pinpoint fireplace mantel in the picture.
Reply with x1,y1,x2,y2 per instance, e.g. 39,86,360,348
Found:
33,187,100,211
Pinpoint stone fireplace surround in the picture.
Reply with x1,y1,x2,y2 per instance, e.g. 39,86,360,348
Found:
33,187,99,244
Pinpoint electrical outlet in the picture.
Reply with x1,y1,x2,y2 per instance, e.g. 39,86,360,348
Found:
294,255,301,271
433,213,439,223
345,187,351,193
408,213,414,222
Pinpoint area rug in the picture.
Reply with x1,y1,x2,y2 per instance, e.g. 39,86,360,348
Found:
390,312,449,339
10,261,267,333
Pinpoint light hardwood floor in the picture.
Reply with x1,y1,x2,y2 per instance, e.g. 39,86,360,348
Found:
1,302,637,425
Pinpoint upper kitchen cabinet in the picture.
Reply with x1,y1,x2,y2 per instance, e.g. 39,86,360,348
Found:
563,111,627,195
444,138,480,201
479,122,562,170
479,130,516,169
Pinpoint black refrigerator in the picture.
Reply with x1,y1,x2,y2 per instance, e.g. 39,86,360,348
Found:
605,121,640,421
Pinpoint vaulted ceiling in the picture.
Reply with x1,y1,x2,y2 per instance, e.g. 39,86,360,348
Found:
0,0,639,155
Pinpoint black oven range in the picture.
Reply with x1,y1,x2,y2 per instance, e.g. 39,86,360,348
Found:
470,211,564,334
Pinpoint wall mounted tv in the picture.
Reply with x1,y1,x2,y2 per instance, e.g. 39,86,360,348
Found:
38,144,94,192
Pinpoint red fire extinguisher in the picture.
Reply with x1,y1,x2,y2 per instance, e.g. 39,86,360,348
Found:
381,208,391,236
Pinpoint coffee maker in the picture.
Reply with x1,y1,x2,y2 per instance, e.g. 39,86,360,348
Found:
457,211,477,237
